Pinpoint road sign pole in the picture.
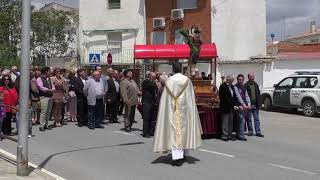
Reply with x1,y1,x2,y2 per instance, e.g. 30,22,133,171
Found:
17,0,31,176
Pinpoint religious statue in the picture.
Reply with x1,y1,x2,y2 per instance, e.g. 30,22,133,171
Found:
179,25,202,66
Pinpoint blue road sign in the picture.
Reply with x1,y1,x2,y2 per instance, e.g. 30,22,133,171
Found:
89,53,101,64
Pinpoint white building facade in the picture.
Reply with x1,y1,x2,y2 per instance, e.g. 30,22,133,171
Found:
211,0,266,61
211,0,267,86
79,0,146,66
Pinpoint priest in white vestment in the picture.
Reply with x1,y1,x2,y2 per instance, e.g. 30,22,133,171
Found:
153,63,202,164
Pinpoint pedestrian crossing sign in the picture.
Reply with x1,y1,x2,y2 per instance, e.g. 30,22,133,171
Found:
89,53,101,64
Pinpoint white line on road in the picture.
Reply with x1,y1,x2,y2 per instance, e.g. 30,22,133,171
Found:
0,148,66,180
268,163,317,176
199,149,235,158
114,131,136,136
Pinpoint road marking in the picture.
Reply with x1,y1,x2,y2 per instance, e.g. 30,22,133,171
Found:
268,163,317,176
0,148,66,180
114,131,136,136
199,149,235,158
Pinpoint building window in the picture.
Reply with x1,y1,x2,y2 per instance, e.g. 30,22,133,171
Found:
151,31,166,44
311,38,319,44
177,0,197,9
108,32,122,49
108,0,121,9
175,30,184,44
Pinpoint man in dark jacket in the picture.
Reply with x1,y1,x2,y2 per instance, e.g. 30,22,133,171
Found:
71,68,88,127
244,73,264,137
106,68,120,123
219,75,239,141
141,71,157,138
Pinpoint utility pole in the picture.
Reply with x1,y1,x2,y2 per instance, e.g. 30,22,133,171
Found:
17,0,31,176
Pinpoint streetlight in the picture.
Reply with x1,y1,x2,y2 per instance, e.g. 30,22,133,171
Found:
17,0,31,176
270,33,275,44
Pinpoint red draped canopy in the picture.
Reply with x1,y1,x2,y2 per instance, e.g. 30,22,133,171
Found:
134,44,217,60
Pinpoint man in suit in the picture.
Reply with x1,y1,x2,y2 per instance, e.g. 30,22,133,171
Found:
141,71,157,138
71,68,88,127
120,69,141,132
219,75,240,141
106,68,120,123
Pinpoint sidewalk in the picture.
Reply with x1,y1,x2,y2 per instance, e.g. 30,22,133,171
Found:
0,153,55,180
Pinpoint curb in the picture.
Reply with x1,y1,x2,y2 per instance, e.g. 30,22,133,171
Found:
0,148,66,180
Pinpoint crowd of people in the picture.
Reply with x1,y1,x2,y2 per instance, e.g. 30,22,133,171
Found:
0,65,170,140
0,64,264,145
219,73,264,142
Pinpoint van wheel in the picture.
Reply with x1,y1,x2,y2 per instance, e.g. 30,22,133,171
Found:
263,97,272,111
302,100,315,117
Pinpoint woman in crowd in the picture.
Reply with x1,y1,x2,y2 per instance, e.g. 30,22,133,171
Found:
0,75,18,135
30,69,41,124
51,68,67,127
68,70,77,122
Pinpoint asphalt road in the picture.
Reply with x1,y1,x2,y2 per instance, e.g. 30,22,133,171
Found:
0,110,320,180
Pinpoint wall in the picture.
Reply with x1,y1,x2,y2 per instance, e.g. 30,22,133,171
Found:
145,0,212,44
218,63,264,88
211,0,266,61
79,0,146,65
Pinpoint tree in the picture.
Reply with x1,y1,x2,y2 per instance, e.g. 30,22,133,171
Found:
0,0,21,59
31,9,78,64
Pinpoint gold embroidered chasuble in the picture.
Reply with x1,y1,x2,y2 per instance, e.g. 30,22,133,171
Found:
153,73,202,153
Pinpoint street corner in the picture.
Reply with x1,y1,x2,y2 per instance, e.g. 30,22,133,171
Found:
0,150,60,180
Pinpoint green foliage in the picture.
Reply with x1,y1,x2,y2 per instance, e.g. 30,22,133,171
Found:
0,0,22,58
0,57,20,68
31,10,77,59
0,0,78,65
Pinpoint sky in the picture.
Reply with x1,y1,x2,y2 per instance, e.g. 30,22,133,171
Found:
267,0,320,41
31,0,320,41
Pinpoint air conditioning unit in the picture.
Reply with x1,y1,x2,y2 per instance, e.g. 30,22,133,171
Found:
153,18,165,29
171,9,184,20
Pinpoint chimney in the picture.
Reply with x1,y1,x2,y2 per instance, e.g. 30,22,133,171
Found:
310,21,316,33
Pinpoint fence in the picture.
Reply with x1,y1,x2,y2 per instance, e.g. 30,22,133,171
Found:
81,48,134,65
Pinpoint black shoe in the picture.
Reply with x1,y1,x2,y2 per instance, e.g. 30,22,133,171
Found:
95,125,105,129
39,127,45,131
142,134,150,138
101,120,108,124
133,120,138,123
88,126,95,130
248,132,253,136
124,128,131,132
238,137,247,141
45,126,52,130
231,137,236,141
172,159,184,166
221,136,228,141
78,123,84,127
256,134,264,137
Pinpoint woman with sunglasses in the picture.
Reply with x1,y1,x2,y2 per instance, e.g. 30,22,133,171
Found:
0,75,18,135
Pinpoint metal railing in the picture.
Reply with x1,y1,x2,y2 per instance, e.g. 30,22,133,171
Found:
82,48,134,65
